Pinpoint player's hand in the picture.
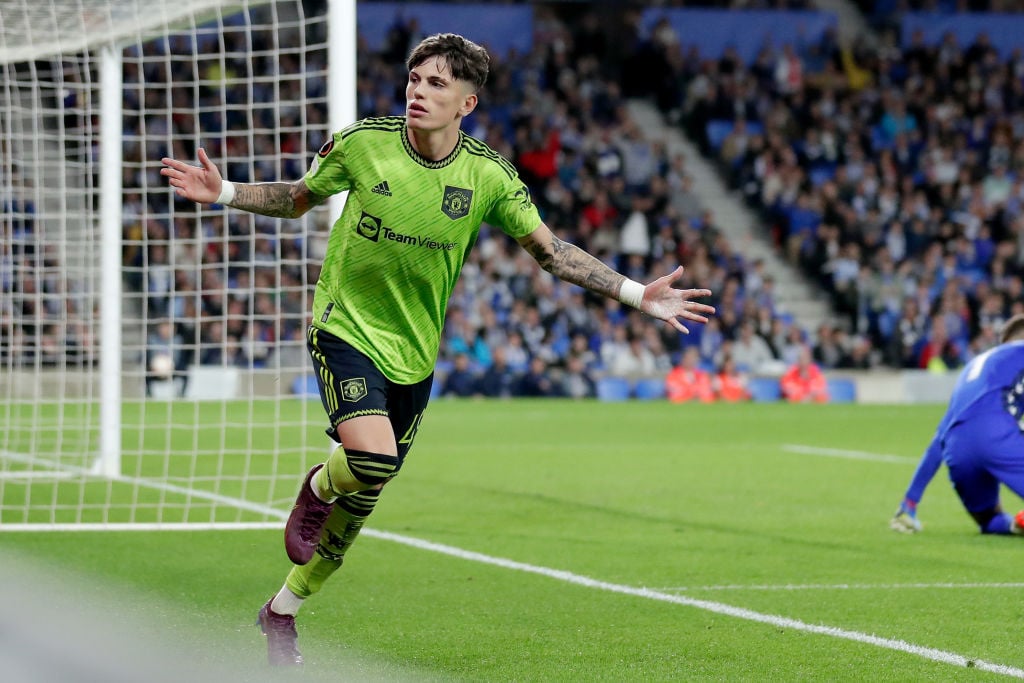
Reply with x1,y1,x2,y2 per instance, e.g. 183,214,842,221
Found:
160,147,225,204
639,266,715,334
890,498,922,534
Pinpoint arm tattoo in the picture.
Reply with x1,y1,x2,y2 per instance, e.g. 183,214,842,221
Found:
529,234,626,299
228,181,319,218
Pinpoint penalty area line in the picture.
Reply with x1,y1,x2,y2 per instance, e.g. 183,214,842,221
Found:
364,528,1024,679
649,582,1024,592
782,444,918,464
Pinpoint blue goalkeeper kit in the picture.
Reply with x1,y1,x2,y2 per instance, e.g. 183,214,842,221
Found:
904,340,1024,517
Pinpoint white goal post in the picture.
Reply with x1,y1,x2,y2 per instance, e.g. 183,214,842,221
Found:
0,0,355,528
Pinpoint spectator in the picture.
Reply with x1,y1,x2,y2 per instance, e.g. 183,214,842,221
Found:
604,330,657,378
774,43,804,96
145,321,186,396
917,315,964,373
698,316,725,365
730,319,778,374
270,326,309,371
477,346,519,398
441,353,479,398
778,323,807,367
560,355,597,399
199,320,228,366
500,331,531,374
812,323,848,370
566,331,600,373
516,356,561,397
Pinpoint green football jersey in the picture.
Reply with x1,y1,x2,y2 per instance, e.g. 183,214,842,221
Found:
304,116,542,384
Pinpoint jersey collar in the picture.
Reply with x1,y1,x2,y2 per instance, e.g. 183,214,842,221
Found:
402,126,463,169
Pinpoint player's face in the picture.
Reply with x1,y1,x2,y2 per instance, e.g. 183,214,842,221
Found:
405,56,477,132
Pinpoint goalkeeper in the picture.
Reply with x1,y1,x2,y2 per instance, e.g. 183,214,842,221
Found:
891,313,1024,537
161,33,715,667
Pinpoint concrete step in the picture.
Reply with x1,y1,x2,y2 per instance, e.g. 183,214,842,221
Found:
626,99,836,335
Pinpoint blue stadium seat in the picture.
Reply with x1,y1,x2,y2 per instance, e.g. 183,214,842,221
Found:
808,163,836,186
291,374,319,398
705,119,734,150
596,376,632,402
870,124,893,151
827,378,856,403
748,377,782,402
633,378,666,400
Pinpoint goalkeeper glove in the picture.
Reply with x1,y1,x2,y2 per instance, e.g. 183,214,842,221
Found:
890,498,922,533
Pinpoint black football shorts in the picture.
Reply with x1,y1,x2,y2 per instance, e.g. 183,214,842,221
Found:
306,326,432,460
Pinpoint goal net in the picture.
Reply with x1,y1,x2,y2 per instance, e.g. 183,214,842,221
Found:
0,0,351,528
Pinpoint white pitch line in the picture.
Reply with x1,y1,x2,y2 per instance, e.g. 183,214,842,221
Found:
651,582,1024,592
3,464,1023,677
0,449,86,479
782,443,919,464
366,529,1024,678
0,449,280,518
0,470,76,480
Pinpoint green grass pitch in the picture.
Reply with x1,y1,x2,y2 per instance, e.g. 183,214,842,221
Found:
3,399,1023,681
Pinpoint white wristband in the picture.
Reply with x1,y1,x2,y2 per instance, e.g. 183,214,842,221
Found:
618,278,645,309
216,179,236,205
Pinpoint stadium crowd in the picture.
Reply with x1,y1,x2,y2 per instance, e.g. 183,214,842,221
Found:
127,2,794,398
9,1,1024,400
1,175,96,370
658,15,1024,374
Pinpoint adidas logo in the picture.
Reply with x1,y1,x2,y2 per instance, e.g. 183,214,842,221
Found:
371,180,392,196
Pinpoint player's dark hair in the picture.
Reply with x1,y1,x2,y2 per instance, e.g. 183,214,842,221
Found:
407,33,490,91
999,313,1024,344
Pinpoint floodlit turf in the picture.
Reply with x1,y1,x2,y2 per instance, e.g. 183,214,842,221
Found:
2,399,1023,681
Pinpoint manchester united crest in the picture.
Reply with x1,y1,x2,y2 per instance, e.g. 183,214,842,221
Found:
441,186,473,220
340,377,367,402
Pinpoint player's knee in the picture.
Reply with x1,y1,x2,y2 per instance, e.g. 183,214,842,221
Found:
979,511,1014,535
344,448,400,487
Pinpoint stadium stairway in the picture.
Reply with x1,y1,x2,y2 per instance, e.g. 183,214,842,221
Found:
626,100,834,334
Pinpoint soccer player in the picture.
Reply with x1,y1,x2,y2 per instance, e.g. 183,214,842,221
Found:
161,33,716,666
891,313,1024,536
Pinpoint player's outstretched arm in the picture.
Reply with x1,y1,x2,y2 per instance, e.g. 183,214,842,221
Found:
517,223,715,334
160,147,323,218
890,431,944,533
